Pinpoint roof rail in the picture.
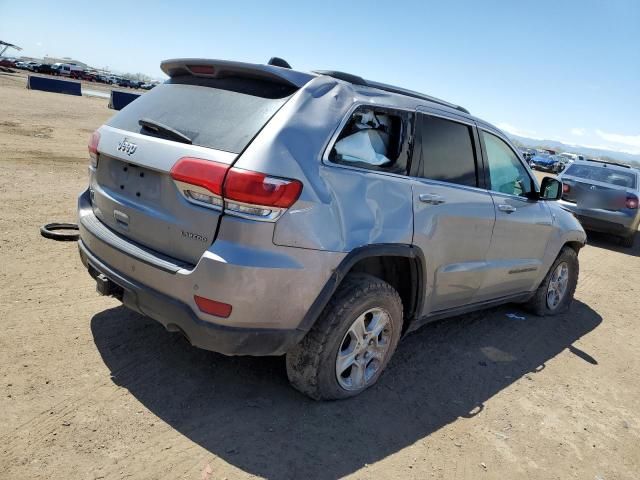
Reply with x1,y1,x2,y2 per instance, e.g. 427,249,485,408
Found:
312,70,470,114
584,158,631,169
366,80,470,114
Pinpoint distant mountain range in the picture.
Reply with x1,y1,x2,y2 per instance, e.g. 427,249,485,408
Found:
506,133,640,168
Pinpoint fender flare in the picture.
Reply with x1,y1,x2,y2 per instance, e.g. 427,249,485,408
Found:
297,244,426,333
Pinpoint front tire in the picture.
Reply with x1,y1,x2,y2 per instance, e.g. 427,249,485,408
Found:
286,274,403,400
524,246,579,316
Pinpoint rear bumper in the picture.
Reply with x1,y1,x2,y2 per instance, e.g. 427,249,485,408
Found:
558,200,639,236
79,241,303,355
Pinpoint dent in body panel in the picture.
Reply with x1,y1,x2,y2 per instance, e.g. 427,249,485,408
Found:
231,77,415,251
274,166,414,251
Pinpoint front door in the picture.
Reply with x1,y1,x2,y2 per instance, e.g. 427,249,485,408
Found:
476,129,554,300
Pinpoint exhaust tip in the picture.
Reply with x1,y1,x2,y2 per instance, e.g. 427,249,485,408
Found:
166,324,192,345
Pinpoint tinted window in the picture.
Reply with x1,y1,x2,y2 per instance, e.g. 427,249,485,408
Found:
481,131,533,197
564,164,637,188
107,76,296,154
417,114,477,187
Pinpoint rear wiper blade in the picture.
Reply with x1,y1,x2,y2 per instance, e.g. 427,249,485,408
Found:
138,118,192,144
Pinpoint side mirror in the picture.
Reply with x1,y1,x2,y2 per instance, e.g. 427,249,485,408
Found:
540,177,562,201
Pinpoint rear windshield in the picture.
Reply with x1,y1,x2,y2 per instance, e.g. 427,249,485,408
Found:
564,164,637,189
107,75,296,154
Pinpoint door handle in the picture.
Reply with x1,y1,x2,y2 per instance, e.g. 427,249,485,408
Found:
419,193,445,205
497,204,516,213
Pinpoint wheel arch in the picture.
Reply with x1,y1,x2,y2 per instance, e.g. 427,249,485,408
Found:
298,244,426,335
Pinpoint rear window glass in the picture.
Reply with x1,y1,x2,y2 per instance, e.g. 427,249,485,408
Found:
107,76,296,154
564,164,637,189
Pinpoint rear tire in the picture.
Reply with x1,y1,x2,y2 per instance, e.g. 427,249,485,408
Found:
621,233,635,248
524,246,579,316
286,274,403,400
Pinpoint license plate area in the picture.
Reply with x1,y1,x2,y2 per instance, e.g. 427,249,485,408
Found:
104,156,162,204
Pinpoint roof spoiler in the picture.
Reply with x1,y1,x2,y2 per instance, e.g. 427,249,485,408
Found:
160,58,314,88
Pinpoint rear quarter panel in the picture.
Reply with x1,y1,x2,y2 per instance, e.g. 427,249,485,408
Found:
234,78,414,252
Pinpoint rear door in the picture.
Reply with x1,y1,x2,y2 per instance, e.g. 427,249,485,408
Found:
91,74,298,265
476,128,554,300
411,110,496,315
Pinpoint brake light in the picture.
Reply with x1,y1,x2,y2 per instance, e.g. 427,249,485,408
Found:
194,295,232,318
224,168,303,209
562,183,570,194
188,65,216,75
170,157,303,220
626,195,639,209
88,130,100,167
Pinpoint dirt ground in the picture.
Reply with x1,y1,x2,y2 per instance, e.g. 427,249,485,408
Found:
1,70,639,480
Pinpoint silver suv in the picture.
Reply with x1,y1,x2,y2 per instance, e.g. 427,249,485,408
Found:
78,58,586,400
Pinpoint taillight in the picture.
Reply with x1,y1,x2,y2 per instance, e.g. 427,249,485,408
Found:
224,168,303,215
626,195,639,209
562,183,570,194
88,130,100,168
170,157,303,220
170,157,228,196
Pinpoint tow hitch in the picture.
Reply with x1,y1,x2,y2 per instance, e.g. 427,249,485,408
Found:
95,273,123,299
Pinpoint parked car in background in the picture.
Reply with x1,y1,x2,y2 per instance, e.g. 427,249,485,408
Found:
530,154,564,173
520,148,535,163
15,61,38,70
34,63,55,75
77,57,586,399
58,63,84,77
140,82,157,90
558,159,640,247
559,153,584,163
0,57,17,68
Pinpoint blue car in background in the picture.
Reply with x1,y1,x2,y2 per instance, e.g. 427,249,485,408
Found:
530,154,564,173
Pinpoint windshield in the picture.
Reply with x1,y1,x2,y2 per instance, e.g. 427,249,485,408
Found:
107,76,296,154
564,164,637,188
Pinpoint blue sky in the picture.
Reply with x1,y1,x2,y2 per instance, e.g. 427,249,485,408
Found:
2,0,639,154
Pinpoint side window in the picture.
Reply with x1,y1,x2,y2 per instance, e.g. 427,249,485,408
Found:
481,131,533,197
330,107,413,175
417,114,478,187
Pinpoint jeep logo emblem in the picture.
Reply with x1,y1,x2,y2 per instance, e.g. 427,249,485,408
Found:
117,138,137,156
181,230,208,242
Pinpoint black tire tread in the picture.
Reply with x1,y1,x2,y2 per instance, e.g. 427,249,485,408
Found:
524,246,579,316
40,223,80,241
621,233,635,248
286,273,402,400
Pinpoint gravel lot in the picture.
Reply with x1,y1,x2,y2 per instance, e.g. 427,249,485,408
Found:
1,71,639,480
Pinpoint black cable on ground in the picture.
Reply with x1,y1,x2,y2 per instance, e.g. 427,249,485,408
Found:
40,223,79,241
